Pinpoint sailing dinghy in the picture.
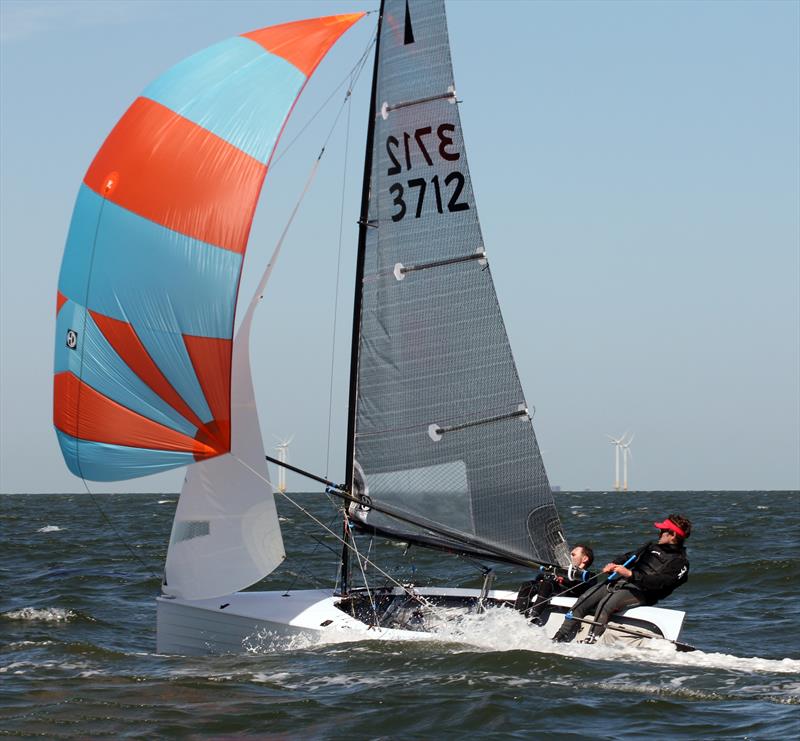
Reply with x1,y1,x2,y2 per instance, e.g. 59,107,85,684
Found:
53,0,687,655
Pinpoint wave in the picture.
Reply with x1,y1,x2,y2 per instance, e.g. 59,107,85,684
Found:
1,606,98,624
2,607,77,622
592,679,799,705
0,659,100,677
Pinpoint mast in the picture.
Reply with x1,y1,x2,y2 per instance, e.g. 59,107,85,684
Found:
339,0,385,595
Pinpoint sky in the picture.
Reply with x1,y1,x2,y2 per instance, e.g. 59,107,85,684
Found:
1,0,798,494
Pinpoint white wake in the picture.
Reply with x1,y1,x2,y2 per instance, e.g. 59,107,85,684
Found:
241,605,800,675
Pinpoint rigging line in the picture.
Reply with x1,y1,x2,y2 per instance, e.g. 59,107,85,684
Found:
282,510,343,596
298,528,342,558
345,515,380,625
232,454,443,616
281,569,329,590
277,488,439,616
73,191,109,481
80,478,160,581
264,452,566,573
270,31,376,169
457,552,494,576
254,45,369,478
71,190,159,582
249,36,369,332
324,69,355,478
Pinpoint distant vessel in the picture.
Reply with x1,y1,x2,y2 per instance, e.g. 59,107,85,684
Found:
53,0,686,655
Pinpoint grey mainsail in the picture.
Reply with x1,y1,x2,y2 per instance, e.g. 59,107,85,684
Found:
348,0,569,568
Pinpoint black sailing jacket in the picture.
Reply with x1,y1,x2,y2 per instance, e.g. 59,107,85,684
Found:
616,541,689,606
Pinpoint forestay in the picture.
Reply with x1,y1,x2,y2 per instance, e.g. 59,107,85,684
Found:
350,0,569,567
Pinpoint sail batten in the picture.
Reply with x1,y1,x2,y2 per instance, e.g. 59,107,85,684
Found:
350,0,569,568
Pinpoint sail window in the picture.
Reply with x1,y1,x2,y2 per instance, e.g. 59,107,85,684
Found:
172,520,210,543
359,460,473,533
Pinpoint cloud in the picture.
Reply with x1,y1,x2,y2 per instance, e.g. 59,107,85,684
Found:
0,0,152,44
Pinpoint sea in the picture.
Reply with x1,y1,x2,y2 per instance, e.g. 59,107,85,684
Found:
1,490,798,739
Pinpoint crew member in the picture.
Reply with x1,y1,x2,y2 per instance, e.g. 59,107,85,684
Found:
516,544,594,625
552,514,691,644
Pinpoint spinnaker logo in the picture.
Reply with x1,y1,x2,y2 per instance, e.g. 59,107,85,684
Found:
66,329,78,349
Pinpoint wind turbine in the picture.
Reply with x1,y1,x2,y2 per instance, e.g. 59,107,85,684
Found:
273,434,294,493
621,434,634,491
606,432,627,491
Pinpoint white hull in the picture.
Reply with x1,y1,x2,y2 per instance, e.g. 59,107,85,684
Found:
156,587,686,655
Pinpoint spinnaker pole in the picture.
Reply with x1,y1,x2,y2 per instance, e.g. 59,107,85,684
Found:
340,0,385,595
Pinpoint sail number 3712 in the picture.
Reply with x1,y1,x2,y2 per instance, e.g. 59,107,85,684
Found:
386,123,469,222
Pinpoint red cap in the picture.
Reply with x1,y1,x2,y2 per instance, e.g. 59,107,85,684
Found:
654,518,686,537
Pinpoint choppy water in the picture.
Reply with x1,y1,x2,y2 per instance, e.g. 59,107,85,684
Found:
2,490,798,738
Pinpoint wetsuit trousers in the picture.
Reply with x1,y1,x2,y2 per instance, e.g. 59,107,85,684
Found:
571,583,644,637
515,578,557,617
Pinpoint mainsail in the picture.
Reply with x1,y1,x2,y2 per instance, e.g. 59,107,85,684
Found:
53,14,365,599
348,0,569,568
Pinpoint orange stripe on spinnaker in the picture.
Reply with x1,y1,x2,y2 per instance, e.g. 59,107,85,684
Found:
83,97,266,254
90,310,208,433
56,291,68,315
53,371,219,457
183,334,232,456
243,13,365,77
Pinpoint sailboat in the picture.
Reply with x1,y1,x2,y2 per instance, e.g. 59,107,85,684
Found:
53,0,687,655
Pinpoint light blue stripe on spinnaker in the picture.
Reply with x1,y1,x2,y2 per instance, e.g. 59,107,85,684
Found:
142,36,305,164
59,185,233,424
57,430,196,481
54,300,198,438
59,185,242,340
58,184,103,307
